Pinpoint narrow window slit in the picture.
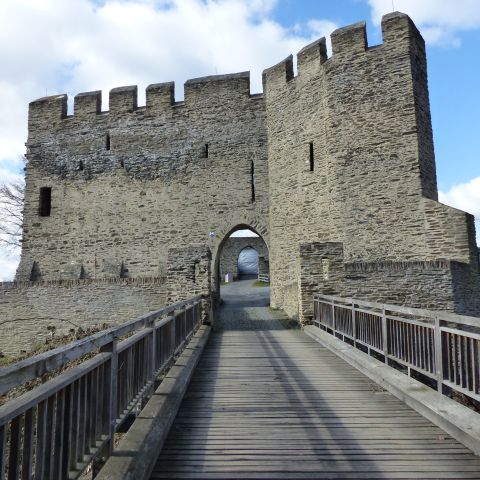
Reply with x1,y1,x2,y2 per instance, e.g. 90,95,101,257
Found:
251,161,255,203
204,143,209,158
106,133,111,151
309,142,314,171
39,187,52,217
79,160,84,171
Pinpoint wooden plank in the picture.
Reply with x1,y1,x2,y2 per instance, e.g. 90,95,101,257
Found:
0,424,6,478
34,401,47,479
44,395,55,479
21,408,34,480
8,415,21,480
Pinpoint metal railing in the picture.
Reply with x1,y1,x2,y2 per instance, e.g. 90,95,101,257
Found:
257,274,270,283
314,294,480,404
0,295,204,479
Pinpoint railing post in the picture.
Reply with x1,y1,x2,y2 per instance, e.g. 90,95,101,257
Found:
434,316,443,393
352,302,356,346
382,306,388,357
196,300,201,328
99,339,118,455
332,300,336,332
148,318,156,379
182,307,187,345
171,313,176,355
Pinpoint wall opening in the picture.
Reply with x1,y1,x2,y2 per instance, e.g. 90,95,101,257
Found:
215,225,270,309
217,227,269,282
39,187,52,217
204,143,209,158
309,142,314,171
106,133,111,151
238,247,259,276
79,160,84,171
251,161,255,202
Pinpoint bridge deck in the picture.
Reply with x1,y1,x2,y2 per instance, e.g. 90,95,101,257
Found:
150,280,480,479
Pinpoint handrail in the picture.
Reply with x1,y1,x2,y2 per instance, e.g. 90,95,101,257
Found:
257,273,270,283
0,295,204,479
0,295,201,396
314,293,480,328
313,293,480,406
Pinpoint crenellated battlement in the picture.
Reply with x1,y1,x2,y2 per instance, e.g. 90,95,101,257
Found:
28,71,263,134
28,12,422,133
330,21,367,57
263,11,423,86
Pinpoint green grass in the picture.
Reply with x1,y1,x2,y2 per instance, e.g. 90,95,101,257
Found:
252,280,270,287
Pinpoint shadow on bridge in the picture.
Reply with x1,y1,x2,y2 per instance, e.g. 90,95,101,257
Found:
151,281,397,478
150,278,479,478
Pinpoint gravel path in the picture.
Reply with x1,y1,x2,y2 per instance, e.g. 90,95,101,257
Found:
214,278,291,331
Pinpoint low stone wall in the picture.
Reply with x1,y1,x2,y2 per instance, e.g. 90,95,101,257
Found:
343,261,456,310
0,244,213,358
298,241,480,324
0,278,167,356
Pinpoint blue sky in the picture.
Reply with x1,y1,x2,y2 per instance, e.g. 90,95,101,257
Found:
0,0,479,279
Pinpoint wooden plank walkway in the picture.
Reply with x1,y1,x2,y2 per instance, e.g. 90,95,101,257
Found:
151,328,480,479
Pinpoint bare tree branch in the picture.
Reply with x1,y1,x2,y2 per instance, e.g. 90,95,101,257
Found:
0,176,25,249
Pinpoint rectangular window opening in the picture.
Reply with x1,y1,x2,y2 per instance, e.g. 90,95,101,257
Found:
309,142,314,171
251,161,256,203
204,143,209,158
39,187,52,217
106,133,111,151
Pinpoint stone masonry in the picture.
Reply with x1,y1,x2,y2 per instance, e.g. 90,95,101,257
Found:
2,11,478,348
0,278,167,356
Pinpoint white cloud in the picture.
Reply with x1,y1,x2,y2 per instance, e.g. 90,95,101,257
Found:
0,0,336,160
439,176,480,245
0,250,19,281
307,19,337,54
368,0,480,46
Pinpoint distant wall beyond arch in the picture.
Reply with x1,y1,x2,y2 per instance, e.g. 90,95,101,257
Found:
220,237,269,279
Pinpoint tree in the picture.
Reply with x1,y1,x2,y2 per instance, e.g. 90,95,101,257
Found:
0,178,24,249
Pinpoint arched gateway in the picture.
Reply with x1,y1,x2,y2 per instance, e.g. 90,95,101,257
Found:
6,11,478,347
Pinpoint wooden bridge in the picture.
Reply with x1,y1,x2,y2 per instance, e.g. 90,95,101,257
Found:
1,280,480,479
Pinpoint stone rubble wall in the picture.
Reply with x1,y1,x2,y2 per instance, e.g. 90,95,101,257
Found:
0,245,213,357
0,278,167,356
298,241,480,323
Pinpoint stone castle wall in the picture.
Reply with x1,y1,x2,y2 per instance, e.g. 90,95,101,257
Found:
264,13,478,318
8,11,480,329
19,73,268,283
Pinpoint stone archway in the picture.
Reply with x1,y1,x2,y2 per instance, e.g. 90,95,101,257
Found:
212,223,269,303
219,237,269,279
